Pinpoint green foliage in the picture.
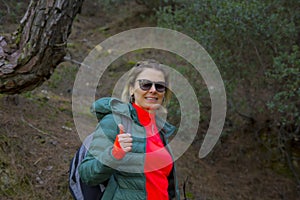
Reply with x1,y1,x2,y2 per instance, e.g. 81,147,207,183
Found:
185,191,195,200
135,0,175,10
157,0,299,123
157,0,298,75
95,0,129,10
266,45,300,126
156,0,300,180
23,91,34,99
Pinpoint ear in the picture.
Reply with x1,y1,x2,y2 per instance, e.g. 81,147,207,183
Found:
129,86,134,96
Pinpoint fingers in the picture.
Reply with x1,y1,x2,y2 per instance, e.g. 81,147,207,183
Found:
122,146,132,152
118,124,125,134
117,133,132,152
117,124,132,152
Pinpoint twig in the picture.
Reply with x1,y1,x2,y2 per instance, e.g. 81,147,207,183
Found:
1,0,11,15
256,124,300,186
278,127,300,185
21,115,57,139
249,39,264,68
183,176,189,200
228,97,256,123
254,127,274,153
63,56,82,66
33,157,43,165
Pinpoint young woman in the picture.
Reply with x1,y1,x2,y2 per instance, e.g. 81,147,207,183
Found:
79,60,180,200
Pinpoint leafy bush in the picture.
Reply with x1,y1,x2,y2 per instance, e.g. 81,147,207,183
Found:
156,0,300,184
266,45,300,126
157,0,300,124
135,0,175,9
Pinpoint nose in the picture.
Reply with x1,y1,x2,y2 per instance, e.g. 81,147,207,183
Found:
149,84,156,92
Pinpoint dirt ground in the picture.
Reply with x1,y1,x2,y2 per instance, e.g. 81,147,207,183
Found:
0,1,299,199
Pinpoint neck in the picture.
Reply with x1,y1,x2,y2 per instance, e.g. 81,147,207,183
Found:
132,103,156,126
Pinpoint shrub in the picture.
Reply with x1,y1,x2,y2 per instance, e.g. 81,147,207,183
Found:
157,0,299,123
266,45,300,127
156,0,300,182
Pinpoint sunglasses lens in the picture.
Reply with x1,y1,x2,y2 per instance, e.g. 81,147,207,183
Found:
139,81,152,91
138,80,166,92
155,83,166,92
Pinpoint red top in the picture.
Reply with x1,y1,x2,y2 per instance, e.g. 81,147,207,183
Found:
133,103,173,200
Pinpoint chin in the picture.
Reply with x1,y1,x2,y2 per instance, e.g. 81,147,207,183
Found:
146,103,162,111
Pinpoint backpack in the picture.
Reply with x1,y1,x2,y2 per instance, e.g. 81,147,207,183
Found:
69,115,132,200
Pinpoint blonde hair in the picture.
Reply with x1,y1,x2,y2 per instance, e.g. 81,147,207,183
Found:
121,59,172,108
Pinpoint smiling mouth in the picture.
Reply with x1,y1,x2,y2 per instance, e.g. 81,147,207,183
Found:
145,97,158,101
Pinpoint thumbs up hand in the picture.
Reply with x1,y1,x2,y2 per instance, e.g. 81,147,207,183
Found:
112,124,133,160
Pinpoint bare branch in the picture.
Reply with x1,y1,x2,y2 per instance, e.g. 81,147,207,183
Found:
21,115,58,140
1,0,11,14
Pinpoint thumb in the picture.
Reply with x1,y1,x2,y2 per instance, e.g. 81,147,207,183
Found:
118,124,125,134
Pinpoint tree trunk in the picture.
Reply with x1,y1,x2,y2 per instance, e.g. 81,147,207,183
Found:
0,0,84,94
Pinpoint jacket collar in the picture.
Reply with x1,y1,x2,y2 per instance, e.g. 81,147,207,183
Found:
129,102,176,138
91,97,176,138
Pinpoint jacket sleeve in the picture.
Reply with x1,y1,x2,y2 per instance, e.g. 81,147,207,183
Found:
78,114,119,186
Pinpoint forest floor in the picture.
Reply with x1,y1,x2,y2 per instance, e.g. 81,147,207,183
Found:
0,1,299,199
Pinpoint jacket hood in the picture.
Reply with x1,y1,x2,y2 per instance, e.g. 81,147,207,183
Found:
91,97,130,121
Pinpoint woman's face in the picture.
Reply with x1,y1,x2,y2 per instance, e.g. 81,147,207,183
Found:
130,68,166,112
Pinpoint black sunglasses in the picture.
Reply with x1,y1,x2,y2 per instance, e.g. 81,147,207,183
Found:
137,79,166,93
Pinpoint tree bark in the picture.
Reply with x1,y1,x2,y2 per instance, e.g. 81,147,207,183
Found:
0,0,84,94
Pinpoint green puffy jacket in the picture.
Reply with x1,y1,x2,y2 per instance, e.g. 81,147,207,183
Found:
78,97,180,200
